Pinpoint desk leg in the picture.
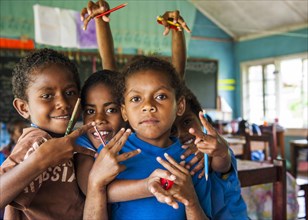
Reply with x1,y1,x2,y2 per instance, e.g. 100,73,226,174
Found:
290,143,298,177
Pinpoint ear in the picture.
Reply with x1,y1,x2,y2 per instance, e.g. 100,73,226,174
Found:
121,104,128,122
13,98,30,120
176,96,186,116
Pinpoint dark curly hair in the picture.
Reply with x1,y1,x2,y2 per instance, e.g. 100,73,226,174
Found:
183,86,202,116
80,69,121,109
12,48,80,100
117,55,185,103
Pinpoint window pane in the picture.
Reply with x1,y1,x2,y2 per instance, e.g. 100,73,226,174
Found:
279,58,307,128
264,64,276,80
264,79,275,95
248,66,262,81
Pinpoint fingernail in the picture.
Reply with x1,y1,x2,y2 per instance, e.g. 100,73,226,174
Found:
170,175,176,180
185,165,190,169
137,149,141,153
126,128,131,133
190,171,194,175
164,153,168,157
180,155,185,159
157,157,162,161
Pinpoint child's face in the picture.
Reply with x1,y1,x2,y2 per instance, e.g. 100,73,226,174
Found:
121,70,185,147
16,64,79,135
173,106,202,146
83,83,124,149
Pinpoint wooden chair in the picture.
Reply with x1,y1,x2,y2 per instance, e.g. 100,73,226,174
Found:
238,159,287,220
299,183,308,220
243,133,277,163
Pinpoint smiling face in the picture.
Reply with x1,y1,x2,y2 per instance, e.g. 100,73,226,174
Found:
14,64,79,136
83,83,124,149
121,70,185,148
173,105,202,146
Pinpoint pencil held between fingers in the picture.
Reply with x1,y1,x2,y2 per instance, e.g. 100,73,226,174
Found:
81,0,110,30
161,10,191,35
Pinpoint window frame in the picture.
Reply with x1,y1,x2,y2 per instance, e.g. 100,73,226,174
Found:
240,52,308,129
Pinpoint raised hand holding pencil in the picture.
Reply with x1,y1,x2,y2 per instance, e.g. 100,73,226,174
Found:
189,111,231,179
80,1,127,30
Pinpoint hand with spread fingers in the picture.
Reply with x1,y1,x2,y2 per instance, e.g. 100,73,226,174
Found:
156,153,209,220
160,10,191,36
180,144,205,178
80,0,110,30
145,169,179,209
84,127,140,220
89,127,140,187
189,111,231,173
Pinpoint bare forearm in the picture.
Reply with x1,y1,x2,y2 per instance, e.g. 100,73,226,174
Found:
171,29,186,79
185,200,208,220
107,179,151,202
84,185,108,220
211,149,231,173
0,153,48,208
95,18,116,70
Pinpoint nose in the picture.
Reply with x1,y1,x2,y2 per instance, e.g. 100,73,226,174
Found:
142,100,157,112
56,95,71,110
94,112,107,125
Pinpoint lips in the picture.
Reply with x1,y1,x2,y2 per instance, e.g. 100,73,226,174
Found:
92,130,110,140
51,115,70,120
140,118,159,125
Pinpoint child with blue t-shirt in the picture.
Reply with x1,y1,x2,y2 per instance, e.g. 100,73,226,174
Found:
173,87,249,219
109,55,212,219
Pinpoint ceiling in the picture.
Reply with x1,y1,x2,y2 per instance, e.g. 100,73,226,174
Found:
190,0,308,41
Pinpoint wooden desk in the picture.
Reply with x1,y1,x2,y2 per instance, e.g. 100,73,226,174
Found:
223,135,246,156
224,135,269,158
237,159,286,220
290,139,308,177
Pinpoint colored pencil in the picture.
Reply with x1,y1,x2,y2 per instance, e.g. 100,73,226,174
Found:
203,110,209,181
65,98,81,136
95,3,128,18
93,125,106,147
156,16,180,30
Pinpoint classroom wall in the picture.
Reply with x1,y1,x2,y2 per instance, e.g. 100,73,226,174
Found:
233,27,308,118
187,11,236,114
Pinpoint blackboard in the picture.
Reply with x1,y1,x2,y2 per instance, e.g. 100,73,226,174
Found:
0,50,98,123
185,59,218,109
0,55,22,123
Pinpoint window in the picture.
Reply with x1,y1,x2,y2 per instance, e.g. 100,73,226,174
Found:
242,53,307,128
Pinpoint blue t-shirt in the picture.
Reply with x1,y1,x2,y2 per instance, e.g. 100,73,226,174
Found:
111,133,212,220
210,149,248,219
76,134,104,154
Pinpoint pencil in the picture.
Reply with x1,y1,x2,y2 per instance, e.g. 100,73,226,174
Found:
64,98,81,136
156,16,181,30
95,3,128,18
93,125,106,147
203,110,209,181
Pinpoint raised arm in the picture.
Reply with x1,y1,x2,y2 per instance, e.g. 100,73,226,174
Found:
81,0,116,70
159,10,191,80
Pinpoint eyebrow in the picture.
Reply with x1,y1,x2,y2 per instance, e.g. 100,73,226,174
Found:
126,85,173,95
36,83,78,92
84,101,118,108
